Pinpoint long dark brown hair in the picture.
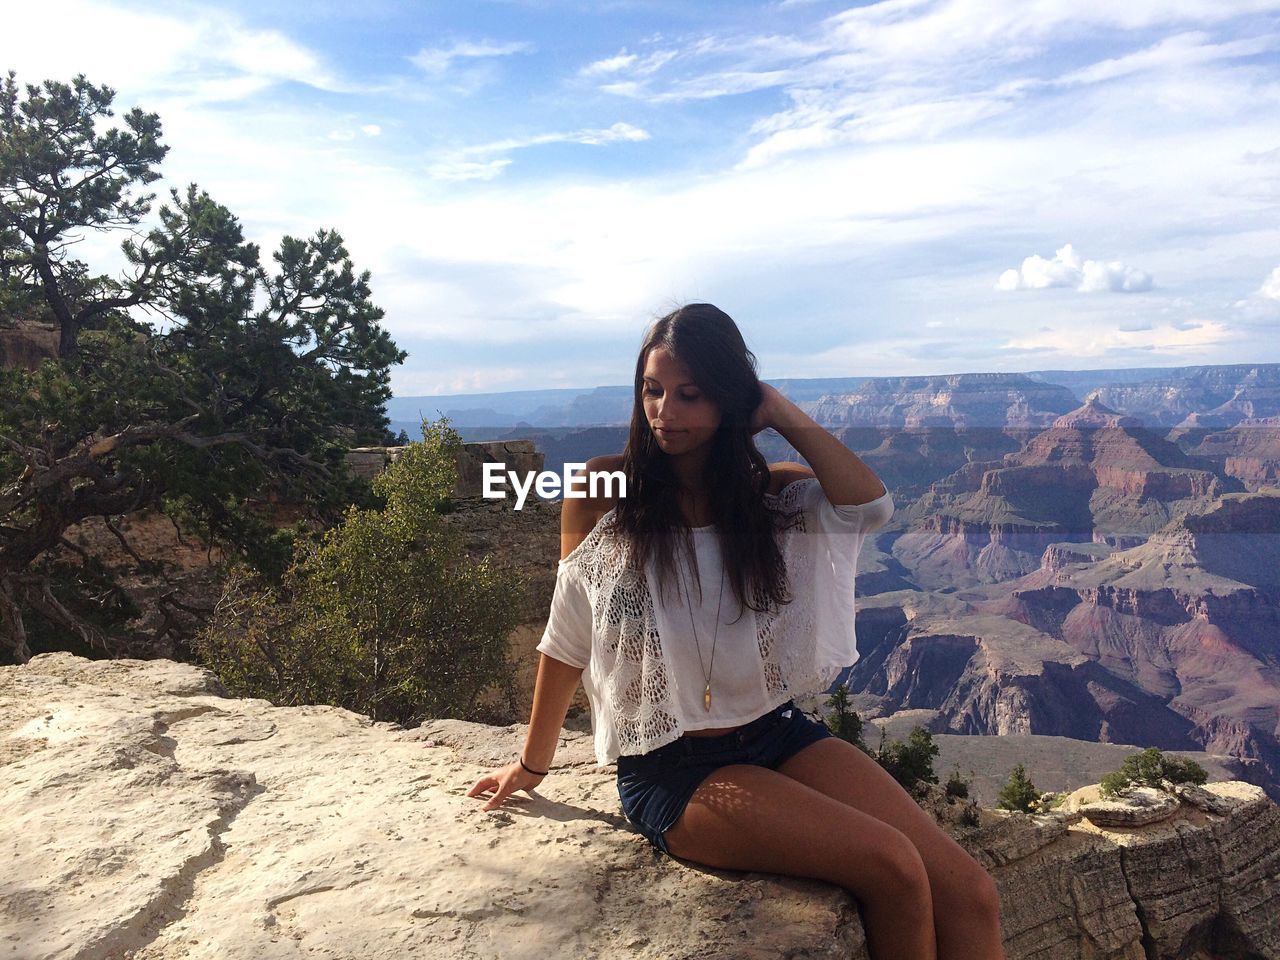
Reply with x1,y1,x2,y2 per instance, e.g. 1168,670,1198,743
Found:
611,303,800,622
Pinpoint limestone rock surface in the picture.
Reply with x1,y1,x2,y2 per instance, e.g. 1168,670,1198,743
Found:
1074,787,1181,827
4,653,1280,960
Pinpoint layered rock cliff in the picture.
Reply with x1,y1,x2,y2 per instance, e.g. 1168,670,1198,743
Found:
893,400,1240,588
1189,418,1280,491
848,595,1222,755
983,492,1280,797
4,653,1279,960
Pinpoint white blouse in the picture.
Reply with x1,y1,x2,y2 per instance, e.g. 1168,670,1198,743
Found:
652,525,777,730
536,478,894,766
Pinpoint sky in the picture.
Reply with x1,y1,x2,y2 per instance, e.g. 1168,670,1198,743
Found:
9,0,1280,396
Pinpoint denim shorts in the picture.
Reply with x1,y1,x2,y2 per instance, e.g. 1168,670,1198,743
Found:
615,699,834,857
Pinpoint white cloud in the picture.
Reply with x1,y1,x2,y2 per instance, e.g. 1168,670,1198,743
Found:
588,0,1280,171
582,52,639,75
1055,31,1280,87
425,159,513,182
4,0,345,101
426,123,650,180
997,244,1153,293
1002,319,1237,358
457,122,649,153
1260,266,1280,300
399,367,530,396
824,0,1280,69
409,40,533,75
607,68,792,104
361,125,382,137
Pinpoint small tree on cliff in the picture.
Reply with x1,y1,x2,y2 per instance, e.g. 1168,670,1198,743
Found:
1099,747,1209,797
874,726,940,796
0,73,406,664
997,763,1039,813
824,684,868,752
194,418,524,725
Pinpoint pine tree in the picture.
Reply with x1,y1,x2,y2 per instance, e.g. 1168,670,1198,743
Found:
1,72,407,664
824,684,867,752
997,763,1039,813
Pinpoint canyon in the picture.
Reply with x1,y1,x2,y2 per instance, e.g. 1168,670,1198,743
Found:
426,364,1280,802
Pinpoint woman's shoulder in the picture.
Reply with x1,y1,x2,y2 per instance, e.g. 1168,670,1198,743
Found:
559,453,627,561
766,462,816,497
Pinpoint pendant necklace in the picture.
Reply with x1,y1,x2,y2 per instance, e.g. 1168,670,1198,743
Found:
676,537,725,712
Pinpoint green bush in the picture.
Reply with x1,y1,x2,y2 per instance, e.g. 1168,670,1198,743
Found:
194,417,524,725
1098,747,1209,797
875,726,940,796
824,685,868,752
997,763,1039,813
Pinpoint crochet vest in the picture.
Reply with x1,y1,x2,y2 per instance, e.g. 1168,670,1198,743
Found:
564,479,849,763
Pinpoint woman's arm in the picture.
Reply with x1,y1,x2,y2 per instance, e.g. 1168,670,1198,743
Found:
467,468,614,810
522,653,584,774
753,383,886,507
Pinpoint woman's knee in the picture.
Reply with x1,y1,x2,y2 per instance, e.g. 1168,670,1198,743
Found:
967,864,1002,920
857,826,932,905
935,854,1002,920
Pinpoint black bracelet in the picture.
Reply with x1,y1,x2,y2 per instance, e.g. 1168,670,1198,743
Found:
519,756,549,777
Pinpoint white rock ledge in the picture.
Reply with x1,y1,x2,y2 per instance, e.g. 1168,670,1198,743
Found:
3,652,1279,960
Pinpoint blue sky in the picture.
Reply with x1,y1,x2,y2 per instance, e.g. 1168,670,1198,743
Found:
12,0,1280,396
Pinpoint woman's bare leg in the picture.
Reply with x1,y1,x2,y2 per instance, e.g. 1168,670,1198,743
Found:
663,763,938,960
777,738,1005,960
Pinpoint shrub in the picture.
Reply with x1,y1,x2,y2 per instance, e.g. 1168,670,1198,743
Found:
997,763,1039,813
194,417,524,725
875,726,940,796
944,765,972,801
1098,747,1209,797
824,685,868,752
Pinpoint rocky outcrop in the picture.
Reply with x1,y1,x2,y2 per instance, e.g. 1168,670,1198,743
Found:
1073,786,1181,827
4,653,1280,960
0,319,59,371
853,716,1242,807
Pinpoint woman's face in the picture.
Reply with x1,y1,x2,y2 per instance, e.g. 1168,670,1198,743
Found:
642,345,722,455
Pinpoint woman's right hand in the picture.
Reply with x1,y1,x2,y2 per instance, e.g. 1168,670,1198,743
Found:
467,762,546,811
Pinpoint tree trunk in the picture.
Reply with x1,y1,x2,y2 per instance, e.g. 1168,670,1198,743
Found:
0,575,32,664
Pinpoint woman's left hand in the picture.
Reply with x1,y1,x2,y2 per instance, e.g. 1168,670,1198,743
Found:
750,382,787,435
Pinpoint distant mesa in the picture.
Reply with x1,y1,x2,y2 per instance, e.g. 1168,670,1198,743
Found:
805,373,1080,497
891,398,1242,589
1086,363,1280,429
809,372,1079,430
1189,417,1280,491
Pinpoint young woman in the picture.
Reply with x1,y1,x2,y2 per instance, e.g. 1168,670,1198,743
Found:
468,304,1005,959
